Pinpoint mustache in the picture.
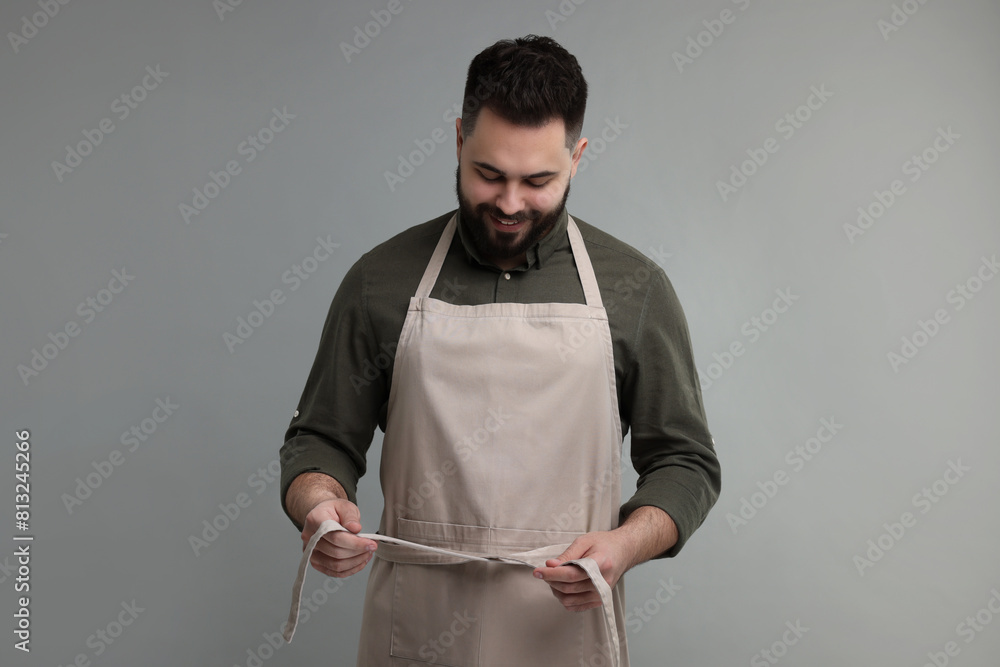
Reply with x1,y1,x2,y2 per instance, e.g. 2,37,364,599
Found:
477,205,537,223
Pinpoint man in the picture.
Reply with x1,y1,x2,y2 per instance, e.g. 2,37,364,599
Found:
280,35,720,666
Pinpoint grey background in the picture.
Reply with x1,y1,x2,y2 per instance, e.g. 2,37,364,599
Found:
1,0,998,665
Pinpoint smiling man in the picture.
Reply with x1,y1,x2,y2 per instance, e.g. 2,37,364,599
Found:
280,35,720,667
455,106,573,269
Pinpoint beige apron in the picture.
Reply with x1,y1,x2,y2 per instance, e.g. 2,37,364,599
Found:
284,214,629,666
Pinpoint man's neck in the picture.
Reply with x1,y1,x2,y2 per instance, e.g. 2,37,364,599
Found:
489,254,527,271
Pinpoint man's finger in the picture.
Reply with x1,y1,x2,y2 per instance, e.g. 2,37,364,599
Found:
534,561,589,583
313,537,372,561
311,550,373,577
550,588,601,611
545,578,594,595
321,529,377,554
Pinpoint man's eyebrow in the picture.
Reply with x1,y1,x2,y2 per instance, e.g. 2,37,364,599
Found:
472,161,559,179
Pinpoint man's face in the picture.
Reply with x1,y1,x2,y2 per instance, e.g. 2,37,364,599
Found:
455,106,585,268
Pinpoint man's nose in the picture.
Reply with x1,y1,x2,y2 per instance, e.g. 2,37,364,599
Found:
495,183,525,216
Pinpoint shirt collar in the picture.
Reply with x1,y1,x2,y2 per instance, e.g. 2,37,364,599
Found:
455,206,569,272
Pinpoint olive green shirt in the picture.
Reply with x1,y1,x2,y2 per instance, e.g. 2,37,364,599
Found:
280,207,720,557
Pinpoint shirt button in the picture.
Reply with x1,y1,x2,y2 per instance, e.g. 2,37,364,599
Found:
504,272,511,280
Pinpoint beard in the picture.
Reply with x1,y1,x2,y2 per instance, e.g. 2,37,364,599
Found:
455,165,570,263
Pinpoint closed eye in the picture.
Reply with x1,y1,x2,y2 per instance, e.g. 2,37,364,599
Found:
478,170,550,188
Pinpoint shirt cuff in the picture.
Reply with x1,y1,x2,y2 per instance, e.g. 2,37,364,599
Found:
619,474,712,559
279,435,361,531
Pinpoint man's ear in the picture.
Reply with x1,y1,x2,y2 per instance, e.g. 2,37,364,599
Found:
456,118,464,163
569,136,588,179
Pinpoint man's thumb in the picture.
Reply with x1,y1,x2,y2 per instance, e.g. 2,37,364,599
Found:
337,502,362,533
549,539,588,566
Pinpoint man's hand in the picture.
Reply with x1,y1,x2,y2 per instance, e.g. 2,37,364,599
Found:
302,498,377,578
286,472,377,578
532,530,634,612
532,506,679,612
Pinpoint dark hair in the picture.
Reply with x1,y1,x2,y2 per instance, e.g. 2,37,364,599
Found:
461,35,588,150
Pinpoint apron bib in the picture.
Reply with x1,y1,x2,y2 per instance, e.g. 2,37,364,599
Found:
285,214,629,667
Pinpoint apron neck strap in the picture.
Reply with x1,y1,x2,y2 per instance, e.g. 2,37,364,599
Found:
414,214,457,300
566,215,603,309
414,213,604,309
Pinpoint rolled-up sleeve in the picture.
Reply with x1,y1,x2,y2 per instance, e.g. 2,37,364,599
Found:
279,253,385,526
618,268,721,558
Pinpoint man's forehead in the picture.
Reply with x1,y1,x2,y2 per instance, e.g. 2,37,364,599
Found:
464,108,572,173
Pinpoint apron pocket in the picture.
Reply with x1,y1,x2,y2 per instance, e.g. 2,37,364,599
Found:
389,559,485,666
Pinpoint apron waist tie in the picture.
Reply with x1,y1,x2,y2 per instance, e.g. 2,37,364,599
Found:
283,519,622,667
